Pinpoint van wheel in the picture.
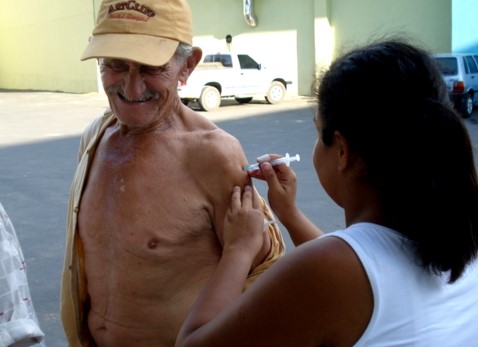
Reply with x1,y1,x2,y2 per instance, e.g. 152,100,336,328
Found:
198,86,221,111
235,97,253,104
265,81,286,104
459,94,473,118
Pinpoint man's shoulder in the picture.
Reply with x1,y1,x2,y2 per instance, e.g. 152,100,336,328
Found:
178,124,246,175
194,127,243,157
180,113,241,152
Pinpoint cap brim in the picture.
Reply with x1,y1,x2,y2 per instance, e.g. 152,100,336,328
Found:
80,33,179,66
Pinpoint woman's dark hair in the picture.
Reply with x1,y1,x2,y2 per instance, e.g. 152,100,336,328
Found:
317,38,478,283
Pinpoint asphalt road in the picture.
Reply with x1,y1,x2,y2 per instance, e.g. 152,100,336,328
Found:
1,91,478,346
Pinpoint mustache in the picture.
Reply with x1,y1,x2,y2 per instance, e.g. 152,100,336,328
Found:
105,85,159,102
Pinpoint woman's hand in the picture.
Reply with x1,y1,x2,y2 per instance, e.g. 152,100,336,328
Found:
249,154,299,223
249,154,323,246
223,185,265,261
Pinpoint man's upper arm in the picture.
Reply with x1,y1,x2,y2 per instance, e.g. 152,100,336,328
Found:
207,132,252,241
206,131,286,285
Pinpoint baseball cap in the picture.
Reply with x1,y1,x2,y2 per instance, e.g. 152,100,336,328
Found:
81,0,193,66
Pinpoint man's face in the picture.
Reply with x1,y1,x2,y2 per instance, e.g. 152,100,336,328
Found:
99,56,184,130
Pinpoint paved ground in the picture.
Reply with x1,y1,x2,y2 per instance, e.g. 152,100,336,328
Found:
0,91,319,346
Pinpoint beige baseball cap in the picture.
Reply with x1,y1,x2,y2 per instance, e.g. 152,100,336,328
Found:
81,0,193,66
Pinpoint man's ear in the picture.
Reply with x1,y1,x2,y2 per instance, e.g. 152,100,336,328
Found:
178,47,202,83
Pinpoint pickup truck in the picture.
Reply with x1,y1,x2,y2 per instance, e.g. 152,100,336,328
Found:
178,52,292,111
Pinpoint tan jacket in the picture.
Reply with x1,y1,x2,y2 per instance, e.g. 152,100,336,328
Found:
60,110,286,346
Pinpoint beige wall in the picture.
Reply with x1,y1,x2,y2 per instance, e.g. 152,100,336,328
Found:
0,0,451,95
0,0,98,93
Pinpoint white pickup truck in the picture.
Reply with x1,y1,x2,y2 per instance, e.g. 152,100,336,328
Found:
178,52,292,111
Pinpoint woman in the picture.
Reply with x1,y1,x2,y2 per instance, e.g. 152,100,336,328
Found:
175,39,478,346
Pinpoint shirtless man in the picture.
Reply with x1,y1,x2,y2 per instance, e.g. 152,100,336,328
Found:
60,1,284,346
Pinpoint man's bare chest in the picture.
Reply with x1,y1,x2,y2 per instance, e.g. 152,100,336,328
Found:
78,138,217,260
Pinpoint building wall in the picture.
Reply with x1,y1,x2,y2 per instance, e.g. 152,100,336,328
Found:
190,0,451,96
0,0,452,95
0,0,99,93
329,0,451,55
189,0,315,96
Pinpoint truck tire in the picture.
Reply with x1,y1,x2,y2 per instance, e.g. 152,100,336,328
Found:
198,86,221,111
458,94,473,118
265,81,286,104
235,97,253,104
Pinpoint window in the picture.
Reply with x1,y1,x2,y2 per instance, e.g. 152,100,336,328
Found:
238,54,260,69
203,54,233,67
434,57,457,76
203,54,218,63
220,55,233,67
465,55,478,74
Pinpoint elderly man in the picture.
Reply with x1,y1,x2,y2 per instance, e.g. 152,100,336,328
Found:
60,0,284,346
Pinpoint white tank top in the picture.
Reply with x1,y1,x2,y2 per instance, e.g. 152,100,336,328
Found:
322,222,478,346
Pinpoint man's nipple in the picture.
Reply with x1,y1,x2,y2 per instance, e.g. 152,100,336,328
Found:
148,238,159,249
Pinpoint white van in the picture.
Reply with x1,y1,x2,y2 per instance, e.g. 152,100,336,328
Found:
433,53,478,118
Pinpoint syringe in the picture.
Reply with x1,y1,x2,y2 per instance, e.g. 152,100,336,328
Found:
243,153,301,172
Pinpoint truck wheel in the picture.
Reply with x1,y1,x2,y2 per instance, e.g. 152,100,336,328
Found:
265,81,286,104
198,86,221,111
235,97,253,104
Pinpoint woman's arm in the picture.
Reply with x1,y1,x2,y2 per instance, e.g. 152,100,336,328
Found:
176,221,372,347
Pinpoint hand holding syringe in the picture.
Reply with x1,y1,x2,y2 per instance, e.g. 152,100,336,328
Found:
244,153,301,230
243,153,301,172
